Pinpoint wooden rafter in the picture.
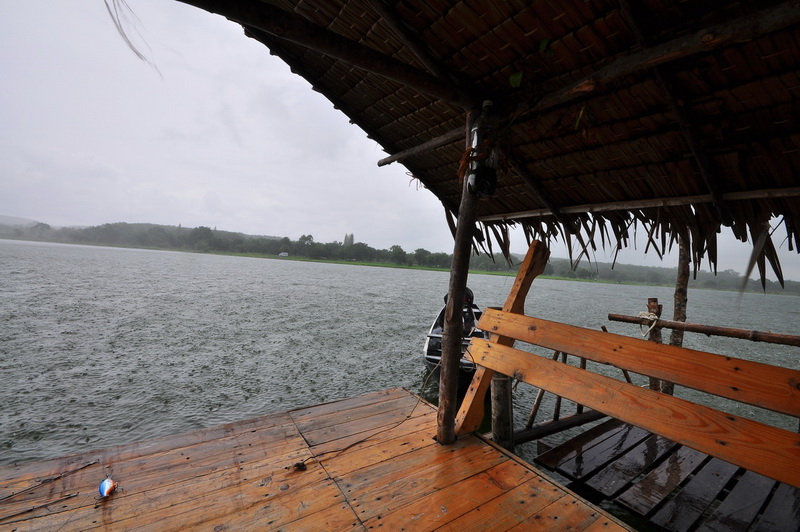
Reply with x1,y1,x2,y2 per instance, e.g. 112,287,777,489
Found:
388,1,800,162
618,0,733,226
376,128,463,167
177,0,473,107
368,0,452,82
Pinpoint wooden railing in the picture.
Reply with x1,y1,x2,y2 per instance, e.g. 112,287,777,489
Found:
456,308,800,488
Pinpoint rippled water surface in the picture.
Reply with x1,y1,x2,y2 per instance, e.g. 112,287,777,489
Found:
1,239,797,465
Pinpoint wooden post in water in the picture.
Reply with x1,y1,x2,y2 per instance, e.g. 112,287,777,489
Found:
437,109,479,445
665,227,690,395
491,372,514,450
646,297,663,391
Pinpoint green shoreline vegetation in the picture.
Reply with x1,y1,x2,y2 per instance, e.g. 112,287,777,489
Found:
2,220,798,295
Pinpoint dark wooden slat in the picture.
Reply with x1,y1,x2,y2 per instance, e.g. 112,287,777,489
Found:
586,434,678,497
536,418,625,470
752,483,800,532
469,338,800,487
477,310,800,417
616,446,708,515
695,470,776,532
515,410,608,444
557,425,651,480
650,458,740,531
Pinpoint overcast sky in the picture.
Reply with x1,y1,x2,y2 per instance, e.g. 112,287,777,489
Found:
1,1,797,281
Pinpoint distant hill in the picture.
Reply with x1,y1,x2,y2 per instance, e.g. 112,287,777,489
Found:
0,215,38,226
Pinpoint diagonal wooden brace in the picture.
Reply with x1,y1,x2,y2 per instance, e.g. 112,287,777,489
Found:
454,240,549,435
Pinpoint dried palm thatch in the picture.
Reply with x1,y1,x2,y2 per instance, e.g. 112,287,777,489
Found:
139,1,800,283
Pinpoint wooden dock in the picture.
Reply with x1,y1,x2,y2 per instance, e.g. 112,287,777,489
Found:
0,388,629,530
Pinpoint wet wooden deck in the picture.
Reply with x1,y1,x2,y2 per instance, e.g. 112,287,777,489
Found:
536,419,800,532
0,388,629,530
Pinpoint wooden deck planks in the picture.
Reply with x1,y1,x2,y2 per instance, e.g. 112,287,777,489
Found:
536,418,800,531
0,388,629,531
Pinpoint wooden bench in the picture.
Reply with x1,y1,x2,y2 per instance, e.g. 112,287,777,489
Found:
455,306,800,488
451,240,800,491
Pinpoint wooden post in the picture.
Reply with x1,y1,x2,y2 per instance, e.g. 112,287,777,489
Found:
665,228,690,395
646,297,663,391
454,240,550,436
437,111,479,445
491,372,514,450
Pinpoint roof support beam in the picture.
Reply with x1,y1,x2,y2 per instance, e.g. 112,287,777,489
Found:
377,128,464,166
476,187,800,223
368,0,451,82
176,0,473,108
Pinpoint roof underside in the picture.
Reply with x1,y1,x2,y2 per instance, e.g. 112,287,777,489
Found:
180,0,800,282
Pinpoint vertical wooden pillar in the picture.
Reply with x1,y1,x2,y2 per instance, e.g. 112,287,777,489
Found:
646,297,663,391
437,110,479,445
491,371,514,450
665,227,690,396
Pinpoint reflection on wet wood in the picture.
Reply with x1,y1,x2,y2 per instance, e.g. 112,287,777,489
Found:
616,446,708,515
536,418,625,470
586,434,678,497
695,470,776,532
650,458,740,531
558,425,650,480
753,483,800,531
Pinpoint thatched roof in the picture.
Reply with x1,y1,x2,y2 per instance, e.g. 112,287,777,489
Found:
178,0,800,281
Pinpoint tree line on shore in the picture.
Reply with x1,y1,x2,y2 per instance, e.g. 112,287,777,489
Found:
3,220,798,294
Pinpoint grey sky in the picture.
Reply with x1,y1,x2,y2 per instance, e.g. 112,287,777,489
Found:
1,1,797,281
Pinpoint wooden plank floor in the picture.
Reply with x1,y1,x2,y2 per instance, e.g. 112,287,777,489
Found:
0,388,629,531
536,419,800,532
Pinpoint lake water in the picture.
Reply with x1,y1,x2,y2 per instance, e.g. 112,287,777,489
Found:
1,239,798,466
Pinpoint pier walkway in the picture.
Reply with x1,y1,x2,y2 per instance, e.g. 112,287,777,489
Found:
0,388,628,530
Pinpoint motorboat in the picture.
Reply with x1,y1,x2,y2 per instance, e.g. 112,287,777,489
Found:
423,287,487,377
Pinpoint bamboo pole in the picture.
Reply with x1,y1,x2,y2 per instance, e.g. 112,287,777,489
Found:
608,314,800,347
